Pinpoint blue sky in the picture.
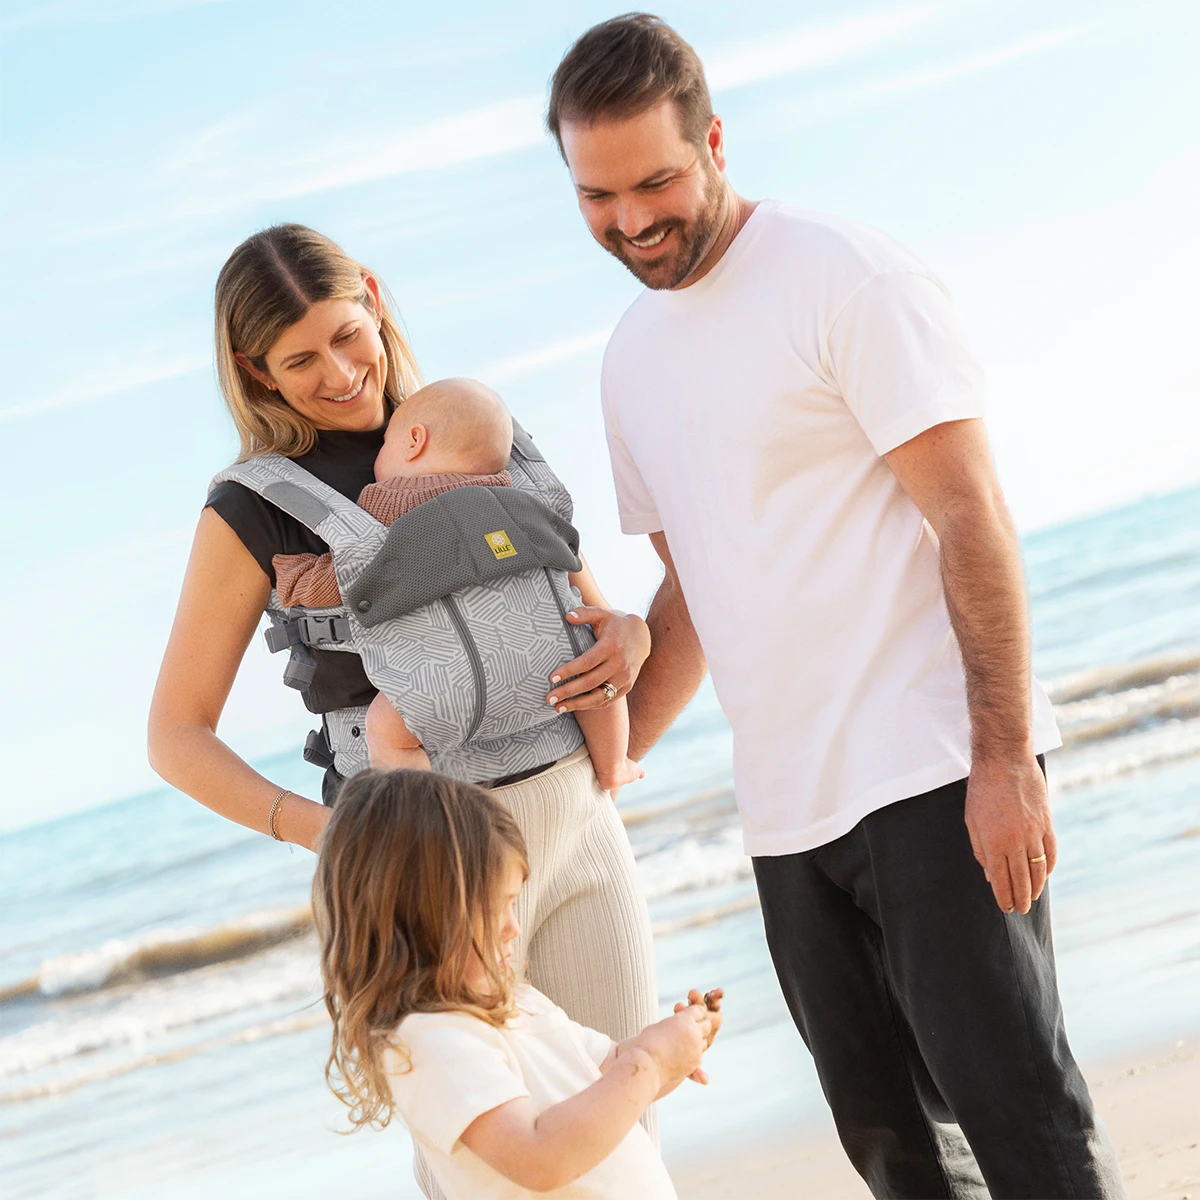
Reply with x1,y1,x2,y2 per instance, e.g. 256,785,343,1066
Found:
1,0,1197,829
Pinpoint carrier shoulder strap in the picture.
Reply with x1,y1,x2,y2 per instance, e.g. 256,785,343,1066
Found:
509,419,545,464
211,455,390,599
210,455,385,553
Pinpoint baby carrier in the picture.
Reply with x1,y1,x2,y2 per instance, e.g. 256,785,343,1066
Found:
210,423,593,787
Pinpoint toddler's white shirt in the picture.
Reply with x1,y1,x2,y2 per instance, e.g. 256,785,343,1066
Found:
387,984,677,1200
601,201,1061,855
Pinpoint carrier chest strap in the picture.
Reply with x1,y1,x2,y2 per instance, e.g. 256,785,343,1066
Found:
264,614,354,653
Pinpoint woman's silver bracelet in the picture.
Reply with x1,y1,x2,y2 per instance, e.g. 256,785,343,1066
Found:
268,789,293,841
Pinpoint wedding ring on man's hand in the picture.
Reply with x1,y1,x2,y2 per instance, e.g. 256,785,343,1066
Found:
598,682,618,702
1029,854,1047,864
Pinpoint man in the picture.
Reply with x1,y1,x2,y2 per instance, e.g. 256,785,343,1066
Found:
545,13,1125,1199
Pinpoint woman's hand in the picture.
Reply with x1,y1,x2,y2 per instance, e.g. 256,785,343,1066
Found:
546,607,651,713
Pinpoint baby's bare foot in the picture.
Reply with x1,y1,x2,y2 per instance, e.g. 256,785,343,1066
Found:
597,757,645,798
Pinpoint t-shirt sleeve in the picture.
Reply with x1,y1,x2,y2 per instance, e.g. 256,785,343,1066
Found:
600,354,664,536
206,480,285,585
825,271,987,456
567,1019,615,1069
387,1013,530,1157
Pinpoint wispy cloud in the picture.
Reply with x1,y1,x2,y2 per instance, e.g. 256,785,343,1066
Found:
705,5,941,91
88,94,550,234
478,330,611,385
0,350,209,424
0,0,232,31
279,95,547,201
784,27,1087,127
856,28,1084,100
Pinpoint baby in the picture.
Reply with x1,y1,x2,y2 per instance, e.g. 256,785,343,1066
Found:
273,378,642,795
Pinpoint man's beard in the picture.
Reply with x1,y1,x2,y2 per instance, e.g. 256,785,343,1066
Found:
603,166,725,290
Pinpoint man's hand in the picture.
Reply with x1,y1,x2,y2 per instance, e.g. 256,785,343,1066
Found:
965,756,1057,914
547,607,651,713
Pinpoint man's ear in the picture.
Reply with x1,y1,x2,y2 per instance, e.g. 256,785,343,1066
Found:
706,114,726,174
234,351,276,391
405,423,429,461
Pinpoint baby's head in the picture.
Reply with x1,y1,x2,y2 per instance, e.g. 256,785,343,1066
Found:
314,768,529,1127
376,377,512,481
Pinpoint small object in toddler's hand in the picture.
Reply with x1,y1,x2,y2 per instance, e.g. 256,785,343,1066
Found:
703,990,721,1012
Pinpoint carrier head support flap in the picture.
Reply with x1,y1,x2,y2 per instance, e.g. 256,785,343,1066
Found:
346,486,582,626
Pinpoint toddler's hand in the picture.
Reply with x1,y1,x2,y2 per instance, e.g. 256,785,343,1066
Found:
631,1004,712,1091
674,988,723,1081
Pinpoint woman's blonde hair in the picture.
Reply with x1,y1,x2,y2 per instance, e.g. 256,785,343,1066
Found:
214,224,422,460
313,769,529,1130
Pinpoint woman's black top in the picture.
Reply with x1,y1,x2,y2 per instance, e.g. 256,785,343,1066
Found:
206,427,385,714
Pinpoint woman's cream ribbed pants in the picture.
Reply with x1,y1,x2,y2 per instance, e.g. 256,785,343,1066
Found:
414,746,659,1198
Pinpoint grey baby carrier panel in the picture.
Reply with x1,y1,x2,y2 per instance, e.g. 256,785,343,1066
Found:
210,426,589,786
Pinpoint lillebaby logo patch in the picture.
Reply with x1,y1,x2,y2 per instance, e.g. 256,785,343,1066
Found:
485,530,517,560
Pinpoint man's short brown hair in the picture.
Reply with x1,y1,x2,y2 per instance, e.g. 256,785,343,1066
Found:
547,13,713,155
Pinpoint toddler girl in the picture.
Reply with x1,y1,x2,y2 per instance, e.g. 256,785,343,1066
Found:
314,768,722,1199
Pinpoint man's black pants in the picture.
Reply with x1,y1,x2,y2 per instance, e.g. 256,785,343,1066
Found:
752,774,1125,1199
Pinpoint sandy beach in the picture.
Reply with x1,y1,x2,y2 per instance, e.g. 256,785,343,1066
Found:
669,1035,1200,1200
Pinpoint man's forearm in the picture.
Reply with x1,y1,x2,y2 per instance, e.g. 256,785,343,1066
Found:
938,495,1033,760
627,573,707,760
884,419,1053,912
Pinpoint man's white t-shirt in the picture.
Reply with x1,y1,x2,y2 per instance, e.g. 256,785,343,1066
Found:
386,985,676,1200
602,201,1060,856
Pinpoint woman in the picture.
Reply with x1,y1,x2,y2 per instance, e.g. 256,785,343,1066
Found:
147,224,658,1111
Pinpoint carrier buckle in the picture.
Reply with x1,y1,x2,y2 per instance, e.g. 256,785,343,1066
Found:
296,615,351,646
264,615,352,654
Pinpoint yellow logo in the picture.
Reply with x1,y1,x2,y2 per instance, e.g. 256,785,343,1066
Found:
485,530,517,560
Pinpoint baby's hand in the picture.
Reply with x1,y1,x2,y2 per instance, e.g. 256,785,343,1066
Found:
596,757,645,799
673,988,723,1081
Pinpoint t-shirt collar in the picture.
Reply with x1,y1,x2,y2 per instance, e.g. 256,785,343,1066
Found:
650,198,779,303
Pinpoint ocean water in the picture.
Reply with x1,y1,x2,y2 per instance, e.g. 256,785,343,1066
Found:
1,485,1197,1199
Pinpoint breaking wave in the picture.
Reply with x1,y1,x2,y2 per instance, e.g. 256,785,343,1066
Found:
0,905,312,1003
1044,649,1199,704
2,647,1196,1103
4,650,1197,1010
